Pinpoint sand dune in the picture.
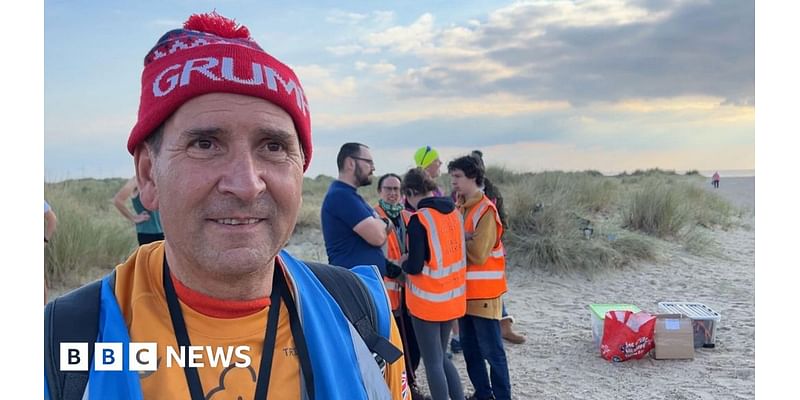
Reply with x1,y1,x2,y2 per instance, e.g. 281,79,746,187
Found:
454,177,754,399
287,177,755,399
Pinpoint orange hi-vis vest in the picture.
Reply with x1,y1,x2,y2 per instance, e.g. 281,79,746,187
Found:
375,205,411,312
463,194,508,300
405,207,467,322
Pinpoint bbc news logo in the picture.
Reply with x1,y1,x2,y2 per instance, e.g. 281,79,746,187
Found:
60,343,252,371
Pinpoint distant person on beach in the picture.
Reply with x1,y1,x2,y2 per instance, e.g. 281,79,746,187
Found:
113,176,164,245
469,150,525,345
375,173,429,400
712,171,721,188
449,155,512,400
44,12,407,399
322,142,392,276
44,200,57,304
401,167,467,400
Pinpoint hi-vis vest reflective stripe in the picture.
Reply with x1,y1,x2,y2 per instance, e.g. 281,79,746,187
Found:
463,195,508,300
374,205,411,311
406,208,467,322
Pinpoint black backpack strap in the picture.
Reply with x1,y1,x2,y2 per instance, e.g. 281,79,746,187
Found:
44,272,115,400
303,262,402,364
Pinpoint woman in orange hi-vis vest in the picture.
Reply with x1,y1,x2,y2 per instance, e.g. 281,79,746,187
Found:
448,155,512,400
401,168,467,400
375,173,428,400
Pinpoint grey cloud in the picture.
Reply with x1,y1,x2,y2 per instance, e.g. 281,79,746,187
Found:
311,104,753,153
390,0,753,106
313,113,568,149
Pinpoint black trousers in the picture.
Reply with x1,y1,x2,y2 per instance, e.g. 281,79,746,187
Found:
395,302,422,386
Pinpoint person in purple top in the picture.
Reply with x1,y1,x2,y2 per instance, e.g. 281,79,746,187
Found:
712,171,721,188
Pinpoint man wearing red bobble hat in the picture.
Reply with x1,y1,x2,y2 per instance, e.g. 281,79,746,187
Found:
44,12,409,400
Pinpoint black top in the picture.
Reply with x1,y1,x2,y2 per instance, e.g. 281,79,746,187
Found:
401,196,457,275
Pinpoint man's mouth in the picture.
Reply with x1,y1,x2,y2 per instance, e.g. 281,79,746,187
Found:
213,218,261,225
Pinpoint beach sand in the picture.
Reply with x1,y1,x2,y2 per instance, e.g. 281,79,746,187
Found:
287,177,755,399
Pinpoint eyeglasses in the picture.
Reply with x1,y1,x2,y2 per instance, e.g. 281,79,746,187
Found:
381,186,401,192
351,156,374,167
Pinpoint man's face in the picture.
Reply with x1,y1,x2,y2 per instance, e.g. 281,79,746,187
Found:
379,176,402,204
136,93,304,278
449,168,475,196
352,148,375,187
425,158,442,178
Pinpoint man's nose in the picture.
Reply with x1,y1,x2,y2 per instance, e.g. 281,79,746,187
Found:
217,151,267,202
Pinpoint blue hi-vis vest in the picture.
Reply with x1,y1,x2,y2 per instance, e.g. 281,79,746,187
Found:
47,250,394,400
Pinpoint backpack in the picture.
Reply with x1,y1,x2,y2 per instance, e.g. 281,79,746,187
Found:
44,261,402,400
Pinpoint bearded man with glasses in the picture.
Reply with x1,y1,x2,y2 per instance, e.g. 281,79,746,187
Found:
321,142,394,277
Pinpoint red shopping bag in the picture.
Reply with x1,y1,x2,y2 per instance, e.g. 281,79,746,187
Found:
600,310,655,362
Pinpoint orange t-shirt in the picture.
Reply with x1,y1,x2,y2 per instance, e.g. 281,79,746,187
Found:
113,242,409,399
114,243,300,399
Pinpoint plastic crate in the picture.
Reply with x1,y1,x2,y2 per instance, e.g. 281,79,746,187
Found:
588,304,641,347
657,302,721,348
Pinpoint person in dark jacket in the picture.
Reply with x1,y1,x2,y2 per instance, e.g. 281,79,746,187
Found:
401,168,466,400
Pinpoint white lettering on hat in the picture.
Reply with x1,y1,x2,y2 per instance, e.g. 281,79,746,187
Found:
180,57,222,87
221,57,264,85
263,66,279,92
151,57,309,116
153,64,182,97
264,66,309,116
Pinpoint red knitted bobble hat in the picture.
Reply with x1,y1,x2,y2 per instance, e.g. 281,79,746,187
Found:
127,12,313,171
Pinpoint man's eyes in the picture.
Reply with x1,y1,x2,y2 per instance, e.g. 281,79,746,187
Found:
188,138,217,151
265,142,284,152
195,139,214,149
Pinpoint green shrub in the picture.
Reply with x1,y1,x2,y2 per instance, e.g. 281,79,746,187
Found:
610,234,658,262
503,171,649,273
683,184,737,229
682,228,718,256
622,179,690,237
45,179,138,288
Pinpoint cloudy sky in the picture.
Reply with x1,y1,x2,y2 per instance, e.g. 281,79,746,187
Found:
44,0,754,181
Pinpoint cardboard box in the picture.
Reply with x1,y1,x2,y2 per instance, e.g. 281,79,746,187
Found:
654,313,694,359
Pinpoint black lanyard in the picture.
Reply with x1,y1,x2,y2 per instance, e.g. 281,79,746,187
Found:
162,256,315,400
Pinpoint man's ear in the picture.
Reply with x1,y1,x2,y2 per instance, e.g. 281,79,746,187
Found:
134,145,159,211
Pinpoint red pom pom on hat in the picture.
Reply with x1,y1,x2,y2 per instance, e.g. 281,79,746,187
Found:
183,11,251,39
